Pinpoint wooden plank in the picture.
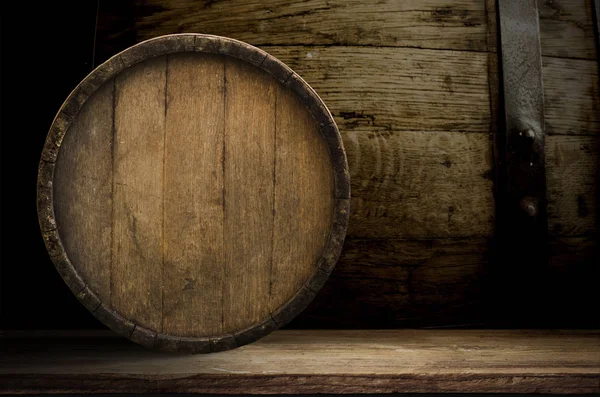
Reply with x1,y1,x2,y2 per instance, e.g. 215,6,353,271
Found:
539,0,597,60
343,128,494,239
270,85,335,311
132,0,488,51
99,0,600,61
2,330,599,394
223,58,276,331
264,46,494,239
53,82,114,302
546,237,600,327
266,46,491,134
97,0,600,60
296,237,489,327
111,56,166,331
547,135,598,236
162,53,225,337
543,56,600,136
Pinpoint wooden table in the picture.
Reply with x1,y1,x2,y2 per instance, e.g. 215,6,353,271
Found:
1,330,598,394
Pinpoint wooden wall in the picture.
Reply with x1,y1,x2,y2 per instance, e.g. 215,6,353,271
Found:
91,0,599,328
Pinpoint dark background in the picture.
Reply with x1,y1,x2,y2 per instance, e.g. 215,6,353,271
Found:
1,1,103,329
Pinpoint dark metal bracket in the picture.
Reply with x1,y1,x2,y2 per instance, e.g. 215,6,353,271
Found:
494,0,548,323
498,0,547,227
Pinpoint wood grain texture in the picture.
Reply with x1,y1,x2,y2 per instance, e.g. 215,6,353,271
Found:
133,0,488,52
222,59,276,331
343,128,494,239
2,330,599,394
298,237,489,327
53,82,114,302
539,0,597,60
543,56,600,136
111,55,167,332
92,10,499,328
264,46,494,240
267,46,491,134
57,0,600,331
162,53,225,337
547,135,599,237
43,36,346,347
270,85,334,311
97,0,600,62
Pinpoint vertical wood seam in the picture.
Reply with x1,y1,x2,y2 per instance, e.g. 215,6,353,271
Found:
161,55,169,333
110,78,116,308
221,59,227,333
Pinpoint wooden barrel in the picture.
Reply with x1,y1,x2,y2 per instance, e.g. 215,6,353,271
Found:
37,34,350,352
92,0,599,329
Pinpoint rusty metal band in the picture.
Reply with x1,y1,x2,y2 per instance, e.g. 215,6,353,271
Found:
495,0,548,323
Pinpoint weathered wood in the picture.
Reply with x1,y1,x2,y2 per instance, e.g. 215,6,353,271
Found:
222,58,276,332
268,46,491,134
2,330,599,394
96,0,598,62
298,237,489,327
265,46,495,240
162,53,225,337
53,82,114,303
111,55,166,332
539,0,597,60
38,35,347,350
343,128,494,239
132,0,489,52
547,135,598,237
81,1,600,329
543,56,600,136
270,84,334,312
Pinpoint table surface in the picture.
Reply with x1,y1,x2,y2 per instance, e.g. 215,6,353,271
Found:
1,329,599,394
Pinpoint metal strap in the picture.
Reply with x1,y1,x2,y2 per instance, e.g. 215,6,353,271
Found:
495,0,548,323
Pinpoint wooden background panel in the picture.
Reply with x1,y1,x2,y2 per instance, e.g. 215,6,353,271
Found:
111,56,166,332
345,128,494,239
99,0,599,60
133,0,489,51
543,57,599,136
53,82,114,303
539,0,596,60
162,53,225,337
267,46,491,134
539,0,600,328
298,238,489,327
546,135,598,237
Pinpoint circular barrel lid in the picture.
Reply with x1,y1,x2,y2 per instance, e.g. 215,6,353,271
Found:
37,34,350,353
